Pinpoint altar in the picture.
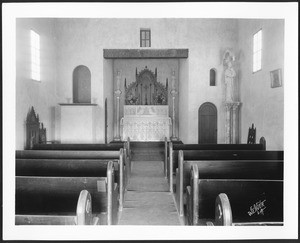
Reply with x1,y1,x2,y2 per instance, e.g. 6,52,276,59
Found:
121,105,171,141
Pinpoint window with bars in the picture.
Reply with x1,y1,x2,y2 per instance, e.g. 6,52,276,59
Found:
30,30,41,81
253,29,262,73
140,29,151,47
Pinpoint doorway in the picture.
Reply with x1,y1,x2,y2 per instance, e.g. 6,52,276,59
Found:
198,102,217,144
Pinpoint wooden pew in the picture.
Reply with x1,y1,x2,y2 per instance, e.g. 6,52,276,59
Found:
16,189,97,225
186,165,283,225
16,158,116,178
176,156,283,218
16,161,118,225
32,141,131,176
169,148,283,192
31,137,132,175
167,140,267,191
165,139,183,177
32,137,130,153
32,138,131,171
16,149,126,210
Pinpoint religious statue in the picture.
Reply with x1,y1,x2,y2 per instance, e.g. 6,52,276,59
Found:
223,51,236,102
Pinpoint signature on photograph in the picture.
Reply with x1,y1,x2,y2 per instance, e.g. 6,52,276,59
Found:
248,199,266,216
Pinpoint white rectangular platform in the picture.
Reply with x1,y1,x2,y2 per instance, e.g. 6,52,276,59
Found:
121,105,171,141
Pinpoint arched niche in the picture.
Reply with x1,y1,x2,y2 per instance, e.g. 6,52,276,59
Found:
73,65,91,103
209,68,216,86
198,102,217,144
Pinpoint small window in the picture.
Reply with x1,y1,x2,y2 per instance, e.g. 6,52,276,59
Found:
210,69,216,86
30,30,41,81
253,29,262,73
140,29,151,47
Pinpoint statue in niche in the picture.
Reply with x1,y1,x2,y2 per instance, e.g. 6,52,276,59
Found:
223,50,237,103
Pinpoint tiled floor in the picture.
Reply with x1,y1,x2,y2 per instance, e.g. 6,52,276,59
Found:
118,159,181,225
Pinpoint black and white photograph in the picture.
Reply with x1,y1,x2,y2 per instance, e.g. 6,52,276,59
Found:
2,2,298,241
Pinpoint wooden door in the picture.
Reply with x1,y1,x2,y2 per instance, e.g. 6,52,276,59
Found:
198,102,217,144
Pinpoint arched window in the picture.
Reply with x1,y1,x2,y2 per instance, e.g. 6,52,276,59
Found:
209,69,216,86
73,65,91,103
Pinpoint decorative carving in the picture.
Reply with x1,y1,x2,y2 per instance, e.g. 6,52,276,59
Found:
125,67,168,105
122,105,171,141
26,106,47,149
124,105,169,117
121,117,171,141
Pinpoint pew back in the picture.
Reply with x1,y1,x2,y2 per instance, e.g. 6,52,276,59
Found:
173,143,265,151
174,150,283,171
16,149,126,209
16,176,106,215
16,190,96,225
177,159,283,217
16,150,120,159
16,159,118,178
186,164,283,225
195,179,283,225
16,160,118,225
168,148,284,192
32,143,124,150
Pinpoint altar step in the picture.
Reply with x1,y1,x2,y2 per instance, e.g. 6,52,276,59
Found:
131,142,165,161
130,141,165,148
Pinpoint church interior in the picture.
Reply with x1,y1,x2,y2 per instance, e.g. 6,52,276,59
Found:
3,3,298,239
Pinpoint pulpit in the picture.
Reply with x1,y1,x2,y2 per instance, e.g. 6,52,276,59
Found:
121,105,171,141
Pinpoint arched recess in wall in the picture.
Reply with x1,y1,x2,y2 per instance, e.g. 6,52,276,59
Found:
198,102,217,144
73,65,91,103
209,68,216,86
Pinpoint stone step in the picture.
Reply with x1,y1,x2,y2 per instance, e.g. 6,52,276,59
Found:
131,142,165,148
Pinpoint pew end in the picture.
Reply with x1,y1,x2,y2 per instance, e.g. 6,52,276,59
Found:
214,192,284,226
187,179,283,226
16,189,98,225
214,193,232,226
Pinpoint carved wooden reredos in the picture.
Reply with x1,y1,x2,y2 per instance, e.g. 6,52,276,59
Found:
125,67,168,105
26,106,47,149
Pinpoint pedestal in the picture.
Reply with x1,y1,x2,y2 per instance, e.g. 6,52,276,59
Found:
59,103,98,143
225,102,241,144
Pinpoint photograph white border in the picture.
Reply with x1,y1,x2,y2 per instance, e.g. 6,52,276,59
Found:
3,2,298,240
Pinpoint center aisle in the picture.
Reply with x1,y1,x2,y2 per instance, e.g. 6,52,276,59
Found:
118,142,181,225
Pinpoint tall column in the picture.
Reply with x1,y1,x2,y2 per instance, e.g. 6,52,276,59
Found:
170,70,178,141
232,102,241,144
225,103,232,144
114,71,122,141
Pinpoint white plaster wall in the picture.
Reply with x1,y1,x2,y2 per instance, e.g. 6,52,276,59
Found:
16,18,58,149
238,19,284,150
54,18,238,144
17,18,283,147
184,19,239,143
